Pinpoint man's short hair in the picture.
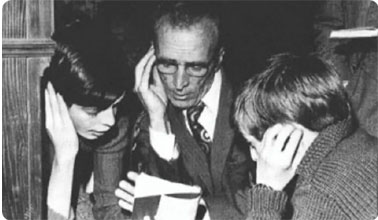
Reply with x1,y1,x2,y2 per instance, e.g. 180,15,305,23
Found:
152,1,222,52
44,20,131,110
234,53,350,140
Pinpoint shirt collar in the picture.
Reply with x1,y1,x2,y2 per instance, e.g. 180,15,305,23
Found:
202,69,222,114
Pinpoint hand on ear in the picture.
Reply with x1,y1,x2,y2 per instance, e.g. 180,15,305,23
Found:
253,123,307,191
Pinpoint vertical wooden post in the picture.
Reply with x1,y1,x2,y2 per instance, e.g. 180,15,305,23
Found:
2,0,55,219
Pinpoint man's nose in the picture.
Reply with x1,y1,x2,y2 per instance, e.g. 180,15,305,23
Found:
174,66,189,91
98,107,115,128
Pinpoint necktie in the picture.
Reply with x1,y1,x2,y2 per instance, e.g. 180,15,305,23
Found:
186,102,211,155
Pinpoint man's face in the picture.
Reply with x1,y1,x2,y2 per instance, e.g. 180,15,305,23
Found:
68,95,123,140
154,24,221,109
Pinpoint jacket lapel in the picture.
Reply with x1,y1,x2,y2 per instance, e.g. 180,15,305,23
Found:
211,76,235,191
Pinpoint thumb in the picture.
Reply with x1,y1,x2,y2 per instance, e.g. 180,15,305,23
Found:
127,171,140,182
250,147,258,161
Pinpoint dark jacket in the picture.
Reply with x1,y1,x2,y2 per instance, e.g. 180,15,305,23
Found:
131,76,252,220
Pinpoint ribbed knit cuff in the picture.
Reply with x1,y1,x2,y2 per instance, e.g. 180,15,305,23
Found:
249,184,288,217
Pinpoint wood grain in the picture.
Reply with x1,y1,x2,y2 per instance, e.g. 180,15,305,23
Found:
28,57,49,220
26,0,54,38
2,0,55,219
2,58,30,220
2,0,26,38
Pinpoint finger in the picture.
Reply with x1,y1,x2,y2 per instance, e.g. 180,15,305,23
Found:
127,171,140,182
134,47,155,91
115,188,134,203
152,66,163,88
274,124,297,152
291,134,307,169
45,89,52,129
118,199,133,212
56,93,71,122
119,180,135,195
282,129,303,170
262,124,283,151
47,82,61,124
284,128,303,158
139,54,156,91
249,146,258,161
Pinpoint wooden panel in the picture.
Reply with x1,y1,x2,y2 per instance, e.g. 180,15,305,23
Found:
2,39,56,58
26,0,54,38
27,57,50,219
2,0,26,38
2,58,30,220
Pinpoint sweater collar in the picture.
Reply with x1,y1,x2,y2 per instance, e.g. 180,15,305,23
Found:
296,117,355,178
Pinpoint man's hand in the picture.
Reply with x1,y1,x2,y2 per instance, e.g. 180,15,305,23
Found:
253,124,307,191
115,172,139,212
45,82,79,165
134,46,169,133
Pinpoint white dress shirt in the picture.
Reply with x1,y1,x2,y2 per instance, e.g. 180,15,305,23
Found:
149,70,222,161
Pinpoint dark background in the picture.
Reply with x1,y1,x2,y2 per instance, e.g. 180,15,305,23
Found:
54,1,321,86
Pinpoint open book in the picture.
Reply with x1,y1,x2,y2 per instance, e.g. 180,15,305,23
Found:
132,173,202,220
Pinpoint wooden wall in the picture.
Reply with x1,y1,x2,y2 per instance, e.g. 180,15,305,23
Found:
2,0,55,219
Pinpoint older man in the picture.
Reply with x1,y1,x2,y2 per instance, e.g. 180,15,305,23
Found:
116,2,251,219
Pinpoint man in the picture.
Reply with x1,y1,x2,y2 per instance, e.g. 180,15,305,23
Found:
314,0,378,138
116,2,251,219
234,53,377,219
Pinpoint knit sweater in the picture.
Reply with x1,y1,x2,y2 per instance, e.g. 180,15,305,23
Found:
239,118,378,220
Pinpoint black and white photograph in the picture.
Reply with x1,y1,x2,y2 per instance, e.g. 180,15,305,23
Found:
2,0,378,219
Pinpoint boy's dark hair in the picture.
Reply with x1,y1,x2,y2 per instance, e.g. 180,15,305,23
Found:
44,20,131,110
234,53,350,140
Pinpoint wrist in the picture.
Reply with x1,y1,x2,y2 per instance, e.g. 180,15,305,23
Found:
150,114,170,134
256,178,284,191
53,156,76,169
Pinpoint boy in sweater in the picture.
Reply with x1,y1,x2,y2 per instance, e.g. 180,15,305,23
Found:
234,53,377,220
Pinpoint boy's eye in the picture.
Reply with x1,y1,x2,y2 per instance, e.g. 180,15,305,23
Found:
83,107,99,116
87,112,98,116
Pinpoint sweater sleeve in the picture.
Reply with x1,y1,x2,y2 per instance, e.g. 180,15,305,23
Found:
246,185,288,220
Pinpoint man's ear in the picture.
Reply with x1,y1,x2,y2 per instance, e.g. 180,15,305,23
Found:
218,47,225,64
213,47,225,72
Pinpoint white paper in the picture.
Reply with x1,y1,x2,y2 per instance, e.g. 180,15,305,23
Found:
330,27,378,39
155,194,200,220
134,173,201,198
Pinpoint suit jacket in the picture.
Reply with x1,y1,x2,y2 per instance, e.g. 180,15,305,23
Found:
131,75,252,220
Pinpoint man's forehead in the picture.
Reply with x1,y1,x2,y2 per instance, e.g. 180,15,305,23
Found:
155,26,217,61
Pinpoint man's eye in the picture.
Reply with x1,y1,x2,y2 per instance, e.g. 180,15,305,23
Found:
188,65,205,72
159,63,175,69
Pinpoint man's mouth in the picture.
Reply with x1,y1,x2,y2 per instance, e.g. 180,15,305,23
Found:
172,93,190,100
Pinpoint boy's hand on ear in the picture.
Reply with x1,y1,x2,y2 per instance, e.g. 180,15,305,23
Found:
255,124,306,191
45,82,79,165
